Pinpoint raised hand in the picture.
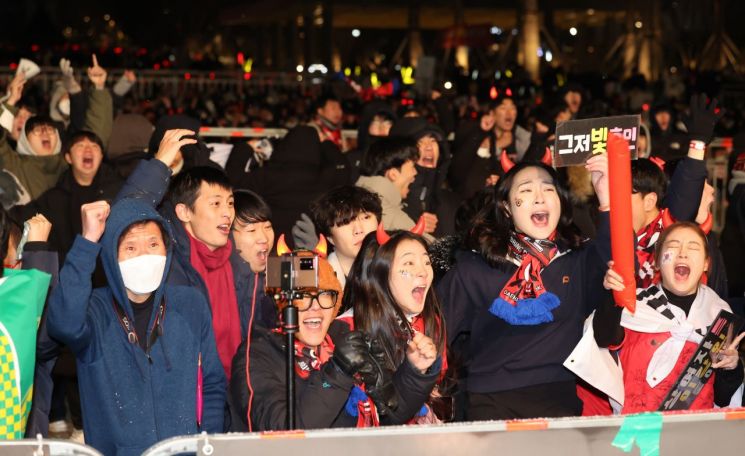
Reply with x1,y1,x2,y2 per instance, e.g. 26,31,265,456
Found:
154,129,197,169
712,332,745,370
406,332,438,373
6,71,26,107
684,93,722,144
331,331,373,377
586,142,612,209
26,214,52,243
603,261,625,292
87,54,108,90
81,200,110,243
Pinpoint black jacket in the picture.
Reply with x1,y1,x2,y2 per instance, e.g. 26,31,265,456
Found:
436,212,611,399
14,164,123,263
229,320,442,431
231,126,325,239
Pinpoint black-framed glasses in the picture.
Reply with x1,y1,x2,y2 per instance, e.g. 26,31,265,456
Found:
291,290,338,311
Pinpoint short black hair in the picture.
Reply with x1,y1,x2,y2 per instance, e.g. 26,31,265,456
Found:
64,130,104,155
314,93,340,112
234,189,272,225
167,166,232,210
360,136,418,177
631,158,668,209
310,186,382,237
24,115,60,135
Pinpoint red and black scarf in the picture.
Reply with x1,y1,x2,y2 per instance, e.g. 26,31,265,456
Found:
636,211,664,288
274,329,335,380
490,232,561,325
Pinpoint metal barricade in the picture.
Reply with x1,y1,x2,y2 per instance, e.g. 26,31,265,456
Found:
143,408,745,456
0,434,102,456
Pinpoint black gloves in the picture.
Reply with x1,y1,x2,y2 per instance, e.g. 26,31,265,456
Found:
358,338,398,416
684,93,722,143
332,331,373,377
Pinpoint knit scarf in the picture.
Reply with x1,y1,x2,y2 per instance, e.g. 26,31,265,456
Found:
316,117,342,147
188,232,240,380
636,211,664,288
293,334,334,379
490,232,561,325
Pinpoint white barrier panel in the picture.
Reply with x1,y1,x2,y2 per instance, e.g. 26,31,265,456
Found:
143,408,745,456
0,435,102,456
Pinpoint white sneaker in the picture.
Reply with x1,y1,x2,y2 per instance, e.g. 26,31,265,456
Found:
48,420,70,434
69,428,85,444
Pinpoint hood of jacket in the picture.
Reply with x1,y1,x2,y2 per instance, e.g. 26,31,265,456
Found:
98,198,174,319
109,114,155,160
17,118,62,157
389,117,452,175
357,101,396,152
270,125,322,167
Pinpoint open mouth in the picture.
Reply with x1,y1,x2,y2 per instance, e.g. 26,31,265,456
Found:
412,286,427,303
217,224,231,235
421,155,435,167
302,317,322,329
256,249,268,263
82,156,94,167
674,264,691,282
531,212,549,227
41,139,52,149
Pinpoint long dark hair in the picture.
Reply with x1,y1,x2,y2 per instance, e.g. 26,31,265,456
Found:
343,231,445,369
466,161,583,266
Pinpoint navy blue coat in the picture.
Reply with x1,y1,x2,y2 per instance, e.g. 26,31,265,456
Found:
46,199,226,456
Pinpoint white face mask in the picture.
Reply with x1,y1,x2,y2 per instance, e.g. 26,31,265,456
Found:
118,255,167,295
477,146,491,159
57,98,71,117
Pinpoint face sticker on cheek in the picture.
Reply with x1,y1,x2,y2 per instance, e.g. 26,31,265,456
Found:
514,198,523,207
398,270,414,278
661,249,675,265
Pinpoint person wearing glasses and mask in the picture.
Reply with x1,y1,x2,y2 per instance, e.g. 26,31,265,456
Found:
230,253,387,431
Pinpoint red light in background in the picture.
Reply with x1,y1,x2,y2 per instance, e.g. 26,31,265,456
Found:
489,86,498,99
114,47,123,55
505,87,513,97
71,44,81,51
243,72,252,81
184,73,191,80
209,72,216,80
237,52,245,65
31,44,40,52
153,63,161,70
9,63,17,70
642,103,650,111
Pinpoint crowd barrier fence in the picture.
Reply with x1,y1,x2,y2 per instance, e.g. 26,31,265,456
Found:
142,408,745,456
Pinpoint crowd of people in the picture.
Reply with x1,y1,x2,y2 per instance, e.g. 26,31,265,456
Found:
1,54,745,456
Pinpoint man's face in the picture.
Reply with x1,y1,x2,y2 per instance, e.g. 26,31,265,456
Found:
117,221,167,262
27,124,59,156
65,138,103,183
416,134,439,169
177,182,235,251
11,108,31,141
328,212,378,262
318,100,343,126
386,160,417,198
494,99,517,131
655,111,671,131
232,220,275,273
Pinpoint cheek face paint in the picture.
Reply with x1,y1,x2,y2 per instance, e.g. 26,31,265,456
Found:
398,270,414,278
515,199,523,207
661,249,675,265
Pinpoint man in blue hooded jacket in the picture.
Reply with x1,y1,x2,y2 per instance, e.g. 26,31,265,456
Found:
46,197,225,456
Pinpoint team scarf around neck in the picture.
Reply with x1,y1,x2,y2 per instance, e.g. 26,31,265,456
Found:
270,328,336,380
636,211,665,288
490,232,561,325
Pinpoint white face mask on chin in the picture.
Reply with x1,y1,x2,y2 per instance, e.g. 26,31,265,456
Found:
119,254,167,295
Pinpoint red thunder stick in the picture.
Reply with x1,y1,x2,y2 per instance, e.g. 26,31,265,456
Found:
197,352,203,428
607,134,637,313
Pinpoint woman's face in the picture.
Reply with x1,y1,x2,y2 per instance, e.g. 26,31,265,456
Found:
505,166,561,239
232,219,275,273
494,99,517,131
389,239,433,317
658,226,709,296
